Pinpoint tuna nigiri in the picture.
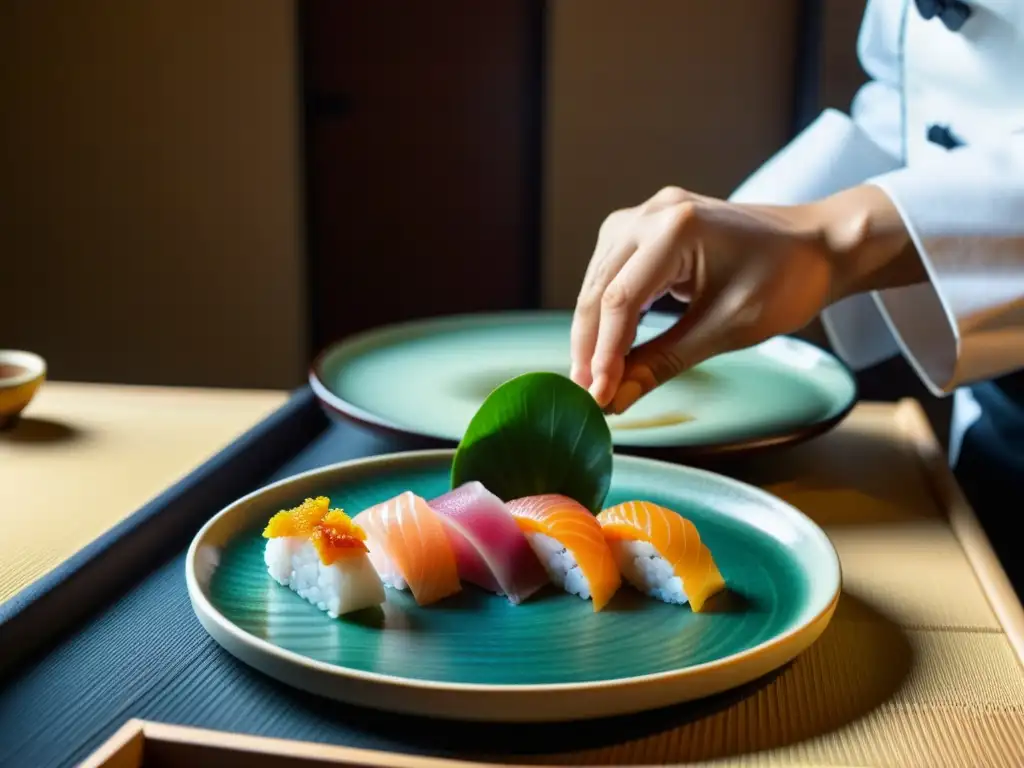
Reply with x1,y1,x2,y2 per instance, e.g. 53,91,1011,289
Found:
506,494,621,611
263,496,386,618
597,500,725,612
429,481,549,605
352,491,462,606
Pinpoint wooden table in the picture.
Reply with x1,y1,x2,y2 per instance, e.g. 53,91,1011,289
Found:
0,381,288,604
6,383,1024,767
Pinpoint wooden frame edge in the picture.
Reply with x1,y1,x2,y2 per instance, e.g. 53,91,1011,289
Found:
81,719,874,768
78,719,146,768
96,721,524,768
894,397,1024,669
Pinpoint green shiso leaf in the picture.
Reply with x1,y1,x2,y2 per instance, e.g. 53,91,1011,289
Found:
450,371,613,514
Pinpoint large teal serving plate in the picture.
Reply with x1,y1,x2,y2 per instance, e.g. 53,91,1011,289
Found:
186,450,841,722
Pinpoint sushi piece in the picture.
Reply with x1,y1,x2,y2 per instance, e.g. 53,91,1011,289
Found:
263,496,386,618
428,481,549,604
596,500,725,612
506,494,621,611
352,491,462,606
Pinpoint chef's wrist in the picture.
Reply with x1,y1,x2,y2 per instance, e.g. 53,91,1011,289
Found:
802,184,926,304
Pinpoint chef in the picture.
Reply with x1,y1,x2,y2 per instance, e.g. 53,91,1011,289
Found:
569,0,1024,586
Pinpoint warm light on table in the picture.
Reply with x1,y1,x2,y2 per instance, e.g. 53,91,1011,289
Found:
0,381,287,603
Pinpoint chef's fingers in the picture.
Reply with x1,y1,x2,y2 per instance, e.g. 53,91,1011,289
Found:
606,276,743,415
569,224,615,389
570,229,637,391
588,208,698,408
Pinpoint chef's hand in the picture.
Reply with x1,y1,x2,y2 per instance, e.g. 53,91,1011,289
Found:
569,184,922,414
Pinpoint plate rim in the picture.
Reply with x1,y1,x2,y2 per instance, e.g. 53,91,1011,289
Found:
186,448,842,698
306,310,859,453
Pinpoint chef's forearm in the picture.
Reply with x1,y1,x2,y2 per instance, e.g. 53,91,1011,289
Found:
803,184,928,304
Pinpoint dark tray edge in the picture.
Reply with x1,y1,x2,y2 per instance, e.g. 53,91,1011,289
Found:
0,385,329,680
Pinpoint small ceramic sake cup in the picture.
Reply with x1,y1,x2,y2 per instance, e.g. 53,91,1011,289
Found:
0,350,47,430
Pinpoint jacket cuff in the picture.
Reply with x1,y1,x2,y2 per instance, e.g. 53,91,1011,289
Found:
728,107,906,373
863,142,1024,396
819,295,901,371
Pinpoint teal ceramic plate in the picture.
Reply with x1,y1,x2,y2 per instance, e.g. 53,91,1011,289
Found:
186,450,841,722
309,311,857,456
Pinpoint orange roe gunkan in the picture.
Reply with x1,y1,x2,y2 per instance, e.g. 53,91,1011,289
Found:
262,496,385,618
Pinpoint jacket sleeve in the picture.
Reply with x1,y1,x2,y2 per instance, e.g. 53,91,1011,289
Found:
768,0,913,373
831,1,1024,396
727,108,906,371
734,0,1024,395
862,139,1024,396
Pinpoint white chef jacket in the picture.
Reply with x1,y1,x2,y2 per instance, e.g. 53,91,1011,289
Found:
728,0,1024,467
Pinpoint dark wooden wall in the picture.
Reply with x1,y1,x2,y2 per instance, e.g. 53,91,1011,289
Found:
299,0,544,354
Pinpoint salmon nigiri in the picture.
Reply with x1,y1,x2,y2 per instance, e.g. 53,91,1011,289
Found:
596,501,725,612
506,495,621,611
352,491,462,606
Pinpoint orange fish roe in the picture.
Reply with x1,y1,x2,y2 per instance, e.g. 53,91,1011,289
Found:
312,509,368,565
263,496,331,538
263,497,368,565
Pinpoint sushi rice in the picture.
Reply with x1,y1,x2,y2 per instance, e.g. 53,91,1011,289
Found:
363,544,410,592
265,536,385,618
606,540,689,605
524,533,596,602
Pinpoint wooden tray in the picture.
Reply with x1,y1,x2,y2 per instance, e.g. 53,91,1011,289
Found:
82,720,856,768
3,391,1023,768
82,720,482,768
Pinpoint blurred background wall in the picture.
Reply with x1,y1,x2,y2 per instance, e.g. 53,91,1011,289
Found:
543,0,867,318
0,1,307,389
542,0,799,309
0,0,869,390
